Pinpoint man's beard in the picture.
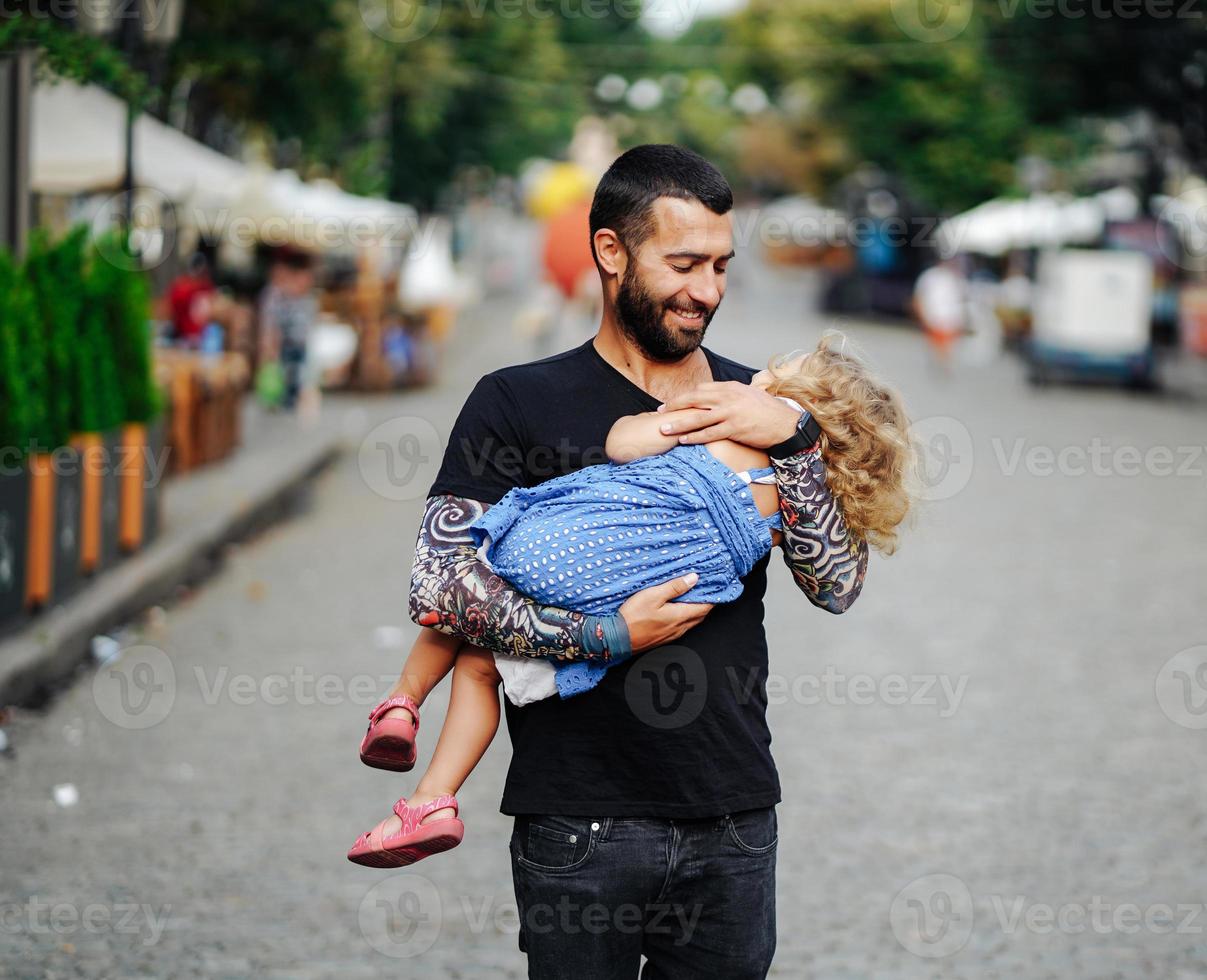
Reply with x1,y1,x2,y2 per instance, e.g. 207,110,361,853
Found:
615,264,716,362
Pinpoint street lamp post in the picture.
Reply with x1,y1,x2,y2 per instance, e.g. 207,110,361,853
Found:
0,47,33,257
78,0,187,230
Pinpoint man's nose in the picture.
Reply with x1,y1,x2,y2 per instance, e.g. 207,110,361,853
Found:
686,268,723,310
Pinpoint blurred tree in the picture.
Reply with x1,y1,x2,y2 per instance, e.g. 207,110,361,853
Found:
983,6,1207,184
165,0,366,168
726,0,1028,212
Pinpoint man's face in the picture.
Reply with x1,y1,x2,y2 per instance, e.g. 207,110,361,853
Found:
614,197,734,362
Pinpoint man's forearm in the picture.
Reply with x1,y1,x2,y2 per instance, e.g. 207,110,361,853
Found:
409,494,629,662
772,446,868,614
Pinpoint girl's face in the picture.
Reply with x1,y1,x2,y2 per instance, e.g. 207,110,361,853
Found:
752,350,811,389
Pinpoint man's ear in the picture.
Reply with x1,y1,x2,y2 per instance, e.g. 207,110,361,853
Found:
593,228,627,279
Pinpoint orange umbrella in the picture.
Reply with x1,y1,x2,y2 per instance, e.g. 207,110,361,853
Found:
542,199,596,300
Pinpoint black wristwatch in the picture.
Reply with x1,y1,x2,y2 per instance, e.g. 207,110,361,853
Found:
767,410,822,459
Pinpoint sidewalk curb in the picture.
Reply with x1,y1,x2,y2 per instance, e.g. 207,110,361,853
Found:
0,435,342,709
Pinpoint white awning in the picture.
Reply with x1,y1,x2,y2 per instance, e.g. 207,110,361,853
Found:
937,188,1141,257
32,79,247,206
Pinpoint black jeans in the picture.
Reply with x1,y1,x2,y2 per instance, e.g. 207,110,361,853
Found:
509,807,777,979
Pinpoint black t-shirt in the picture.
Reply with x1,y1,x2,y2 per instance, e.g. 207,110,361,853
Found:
427,337,781,818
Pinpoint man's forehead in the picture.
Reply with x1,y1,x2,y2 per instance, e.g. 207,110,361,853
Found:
649,197,733,254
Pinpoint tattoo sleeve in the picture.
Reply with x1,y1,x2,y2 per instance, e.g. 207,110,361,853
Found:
771,446,868,614
408,493,624,662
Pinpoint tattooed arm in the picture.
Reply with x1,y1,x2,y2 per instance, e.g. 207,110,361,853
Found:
771,445,868,614
409,493,629,663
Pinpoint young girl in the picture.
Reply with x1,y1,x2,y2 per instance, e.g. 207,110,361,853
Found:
347,333,915,868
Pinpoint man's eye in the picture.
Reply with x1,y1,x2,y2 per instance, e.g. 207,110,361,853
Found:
672,265,692,273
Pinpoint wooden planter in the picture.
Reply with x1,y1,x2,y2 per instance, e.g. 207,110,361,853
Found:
71,432,105,575
99,429,123,571
24,452,55,610
118,422,147,552
0,466,30,630
52,445,83,603
142,415,166,549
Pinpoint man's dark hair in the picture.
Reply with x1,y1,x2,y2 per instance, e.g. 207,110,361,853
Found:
589,144,733,264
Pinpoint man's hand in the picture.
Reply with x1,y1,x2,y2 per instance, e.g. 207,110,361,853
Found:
656,381,800,449
618,573,713,653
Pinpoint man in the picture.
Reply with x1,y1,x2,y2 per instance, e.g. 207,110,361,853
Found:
411,144,867,978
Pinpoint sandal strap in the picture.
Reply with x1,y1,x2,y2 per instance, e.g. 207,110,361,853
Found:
368,694,420,731
392,794,459,834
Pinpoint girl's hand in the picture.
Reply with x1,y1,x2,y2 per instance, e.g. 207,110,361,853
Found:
656,381,800,449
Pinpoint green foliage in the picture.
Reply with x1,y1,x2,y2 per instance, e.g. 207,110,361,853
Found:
22,227,88,447
0,13,147,105
166,0,367,170
88,234,159,425
0,252,36,457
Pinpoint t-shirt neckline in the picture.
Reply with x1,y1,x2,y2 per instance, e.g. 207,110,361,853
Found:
584,337,720,410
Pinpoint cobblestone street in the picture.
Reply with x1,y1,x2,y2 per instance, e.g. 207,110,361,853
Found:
3,252,1207,979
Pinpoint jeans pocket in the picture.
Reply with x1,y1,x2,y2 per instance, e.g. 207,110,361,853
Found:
514,815,599,873
725,807,778,856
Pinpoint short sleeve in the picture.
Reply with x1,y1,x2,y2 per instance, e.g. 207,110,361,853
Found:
427,373,529,505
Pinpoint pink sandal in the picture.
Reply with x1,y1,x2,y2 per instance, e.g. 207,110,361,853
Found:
347,795,464,868
359,695,419,772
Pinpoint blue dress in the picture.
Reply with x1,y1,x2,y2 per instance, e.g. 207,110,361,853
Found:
469,443,782,699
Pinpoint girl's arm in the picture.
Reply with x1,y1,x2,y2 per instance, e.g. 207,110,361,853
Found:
606,409,700,463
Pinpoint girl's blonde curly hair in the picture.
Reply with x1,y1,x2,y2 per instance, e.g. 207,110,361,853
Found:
759,332,916,555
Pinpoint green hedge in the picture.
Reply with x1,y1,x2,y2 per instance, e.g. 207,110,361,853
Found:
0,225,160,459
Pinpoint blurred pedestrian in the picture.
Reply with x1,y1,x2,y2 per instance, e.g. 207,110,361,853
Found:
258,247,319,412
166,252,215,348
913,255,971,371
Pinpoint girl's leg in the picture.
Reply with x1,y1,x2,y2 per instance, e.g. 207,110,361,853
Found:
380,646,502,831
379,627,462,723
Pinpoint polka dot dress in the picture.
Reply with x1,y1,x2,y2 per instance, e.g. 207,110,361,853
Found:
470,443,782,699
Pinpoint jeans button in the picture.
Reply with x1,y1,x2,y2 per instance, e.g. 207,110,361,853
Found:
591,822,600,831
569,835,578,843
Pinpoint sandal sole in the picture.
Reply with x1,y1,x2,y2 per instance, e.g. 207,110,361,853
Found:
359,734,416,772
347,821,465,868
